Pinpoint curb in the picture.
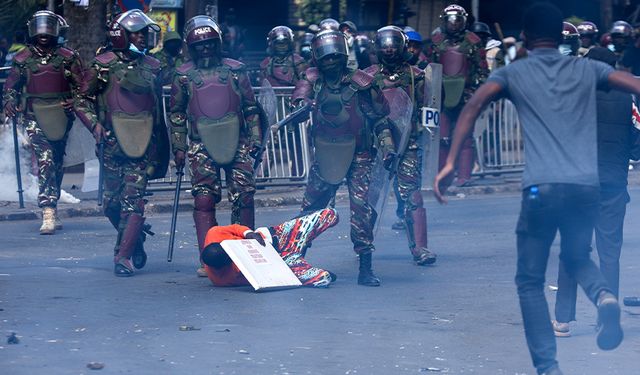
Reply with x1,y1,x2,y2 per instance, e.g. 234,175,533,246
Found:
0,181,522,222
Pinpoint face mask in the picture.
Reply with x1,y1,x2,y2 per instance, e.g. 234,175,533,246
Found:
129,43,146,55
558,44,573,56
507,46,517,60
607,44,616,52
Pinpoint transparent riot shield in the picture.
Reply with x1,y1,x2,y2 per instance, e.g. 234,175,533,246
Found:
421,63,443,190
254,80,278,175
257,79,277,126
63,118,97,168
369,88,413,236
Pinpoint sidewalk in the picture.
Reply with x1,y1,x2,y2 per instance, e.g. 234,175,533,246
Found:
2,170,638,222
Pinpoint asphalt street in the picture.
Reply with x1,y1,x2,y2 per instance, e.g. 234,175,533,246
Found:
1,190,639,374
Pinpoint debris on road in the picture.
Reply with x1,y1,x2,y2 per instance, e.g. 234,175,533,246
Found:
179,325,200,331
7,332,19,344
86,362,105,370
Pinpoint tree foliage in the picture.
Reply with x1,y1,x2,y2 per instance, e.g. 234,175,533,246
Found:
0,0,46,40
294,0,346,26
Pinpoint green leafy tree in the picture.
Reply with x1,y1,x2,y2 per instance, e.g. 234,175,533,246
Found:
0,0,45,40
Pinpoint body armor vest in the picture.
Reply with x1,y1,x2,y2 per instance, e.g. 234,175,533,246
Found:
311,81,368,183
103,61,156,158
187,66,243,165
25,52,72,141
266,56,298,87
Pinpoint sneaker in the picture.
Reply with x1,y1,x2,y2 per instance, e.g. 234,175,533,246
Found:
596,291,623,350
552,320,571,337
196,266,208,277
391,220,405,230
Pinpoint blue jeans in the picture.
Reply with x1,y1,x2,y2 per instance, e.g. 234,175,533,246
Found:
515,183,611,374
555,188,629,322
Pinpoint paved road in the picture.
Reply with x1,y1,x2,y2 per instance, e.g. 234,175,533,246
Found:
1,191,639,374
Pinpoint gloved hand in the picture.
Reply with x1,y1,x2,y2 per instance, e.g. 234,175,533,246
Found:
244,231,266,246
249,142,263,159
4,102,20,118
92,123,106,144
174,150,186,170
383,151,397,172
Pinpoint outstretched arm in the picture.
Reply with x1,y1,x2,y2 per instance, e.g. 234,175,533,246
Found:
608,70,640,96
433,81,503,203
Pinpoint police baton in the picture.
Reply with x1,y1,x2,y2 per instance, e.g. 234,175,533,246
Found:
11,115,25,208
97,140,105,207
167,166,184,262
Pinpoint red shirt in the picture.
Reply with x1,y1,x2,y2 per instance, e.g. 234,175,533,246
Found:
203,224,251,287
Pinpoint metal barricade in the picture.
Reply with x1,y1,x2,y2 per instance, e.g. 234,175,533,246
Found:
149,85,310,190
473,98,525,175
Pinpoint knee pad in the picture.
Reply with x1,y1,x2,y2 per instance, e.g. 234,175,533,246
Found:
194,194,215,212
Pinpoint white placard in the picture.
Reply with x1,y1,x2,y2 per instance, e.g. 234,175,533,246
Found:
221,239,302,292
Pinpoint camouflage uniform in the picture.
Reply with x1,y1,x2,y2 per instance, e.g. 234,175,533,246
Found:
292,67,394,255
75,50,165,271
259,53,307,88
260,52,309,176
365,62,436,265
426,29,489,185
151,31,185,86
2,44,83,208
169,58,262,253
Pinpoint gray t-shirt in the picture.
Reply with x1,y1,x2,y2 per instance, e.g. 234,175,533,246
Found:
488,48,614,188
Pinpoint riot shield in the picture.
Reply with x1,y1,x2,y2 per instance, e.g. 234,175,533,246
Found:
254,80,278,176
63,119,96,168
421,63,443,190
368,88,413,236
257,80,277,126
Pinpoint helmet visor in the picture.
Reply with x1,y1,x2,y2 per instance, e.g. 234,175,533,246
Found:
29,15,60,38
119,10,160,33
376,33,404,50
312,33,348,60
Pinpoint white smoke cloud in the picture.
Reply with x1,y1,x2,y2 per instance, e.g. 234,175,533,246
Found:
0,119,80,204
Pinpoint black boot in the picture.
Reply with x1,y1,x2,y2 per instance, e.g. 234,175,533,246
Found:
358,252,380,286
132,224,153,270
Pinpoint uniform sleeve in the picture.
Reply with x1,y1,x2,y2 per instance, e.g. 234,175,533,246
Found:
1,62,25,111
67,53,85,96
168,72,189,153
360,84,394,152
471,43,490,88
237,71,262,143
74,62,102,132
291,71,315,106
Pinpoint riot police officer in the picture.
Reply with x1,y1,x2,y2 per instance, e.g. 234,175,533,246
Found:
75,10,168,277
169,16,264,277
292,30,396,286
2,11,84,235
560,22,580,56
364,26,437,266
577,21,599,56
260,26,307,87
152,30,185,86
427,4,489,187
